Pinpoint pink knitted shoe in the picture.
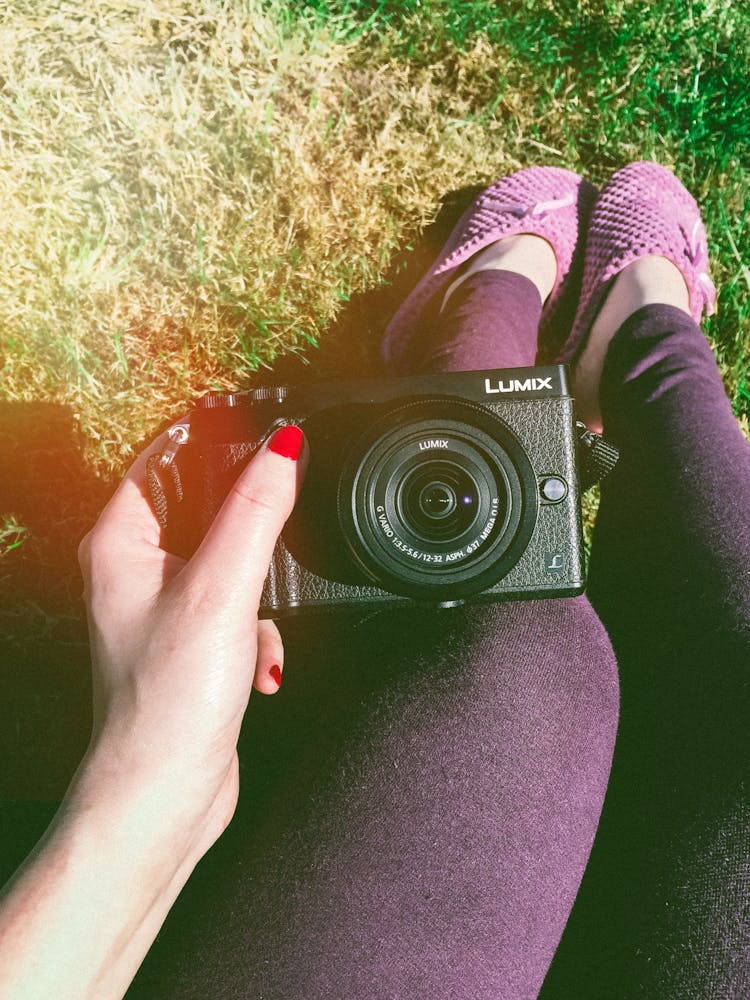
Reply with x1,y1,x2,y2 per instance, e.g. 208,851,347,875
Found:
556,160,717,365
381,167,598,373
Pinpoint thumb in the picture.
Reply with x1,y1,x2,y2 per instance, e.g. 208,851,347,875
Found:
181,424,307,614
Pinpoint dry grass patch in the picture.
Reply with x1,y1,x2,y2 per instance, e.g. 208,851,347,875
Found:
0,2,543,476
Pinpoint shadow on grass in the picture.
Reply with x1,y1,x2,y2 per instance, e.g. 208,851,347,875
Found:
267,184,484,384
0,402,111,802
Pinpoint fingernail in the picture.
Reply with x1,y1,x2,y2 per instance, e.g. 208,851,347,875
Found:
268,424,304,460
269,664,282,688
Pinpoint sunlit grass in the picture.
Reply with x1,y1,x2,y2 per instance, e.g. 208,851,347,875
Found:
2,0,746,480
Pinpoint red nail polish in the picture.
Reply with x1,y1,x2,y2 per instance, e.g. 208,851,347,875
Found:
268,424,304,460
269,664,282,688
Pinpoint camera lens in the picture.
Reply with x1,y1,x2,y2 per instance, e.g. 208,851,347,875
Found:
337,397,538,601
402,463,478,541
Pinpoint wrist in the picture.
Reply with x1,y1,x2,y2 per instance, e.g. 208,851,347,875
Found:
68,734,234,876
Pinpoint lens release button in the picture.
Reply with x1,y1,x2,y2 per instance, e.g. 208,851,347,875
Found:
540,476,567,503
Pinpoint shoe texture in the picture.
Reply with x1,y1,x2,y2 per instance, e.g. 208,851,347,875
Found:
381,166,598,372
556,160,717,365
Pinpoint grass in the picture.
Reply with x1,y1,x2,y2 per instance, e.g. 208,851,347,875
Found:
1,1,747,474
0,2,748,793
0,515,28,558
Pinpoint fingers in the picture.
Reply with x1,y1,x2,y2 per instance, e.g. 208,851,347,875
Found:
182,424,308,616
254,619,285,695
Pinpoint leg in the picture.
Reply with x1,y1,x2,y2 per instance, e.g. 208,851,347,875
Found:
417,262,545,373
130,601,618,1000
541,253,750,997
592,301,750,636
413,252,621,997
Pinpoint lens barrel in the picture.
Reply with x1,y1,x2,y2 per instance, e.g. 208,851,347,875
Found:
337,397,538,600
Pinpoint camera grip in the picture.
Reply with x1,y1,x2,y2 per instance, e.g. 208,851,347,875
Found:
148,440,258,559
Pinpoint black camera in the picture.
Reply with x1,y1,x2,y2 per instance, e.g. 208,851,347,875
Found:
149,366,597,616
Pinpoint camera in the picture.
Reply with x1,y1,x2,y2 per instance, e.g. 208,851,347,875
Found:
150,366,589,616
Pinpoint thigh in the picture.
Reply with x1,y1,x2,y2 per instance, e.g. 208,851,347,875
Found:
128,599,618,1000
539,627,750,1000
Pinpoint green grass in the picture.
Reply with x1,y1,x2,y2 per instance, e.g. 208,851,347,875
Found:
0,0,747,631
0,515,28,558
292,0,750,401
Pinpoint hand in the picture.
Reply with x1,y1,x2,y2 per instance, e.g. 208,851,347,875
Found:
77,420,308,853
0,421,307,1000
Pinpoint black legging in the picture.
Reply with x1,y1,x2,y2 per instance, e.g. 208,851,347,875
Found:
127,271,748,999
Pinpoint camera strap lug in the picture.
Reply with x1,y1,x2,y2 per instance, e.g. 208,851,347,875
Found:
576,422,619,490
158,423,190,467
146,423,190,530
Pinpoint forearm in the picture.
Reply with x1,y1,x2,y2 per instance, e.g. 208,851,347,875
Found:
0,747,215,1000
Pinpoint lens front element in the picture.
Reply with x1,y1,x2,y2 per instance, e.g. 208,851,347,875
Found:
337,398,538,600
418,481,456,519
404,463,478,540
